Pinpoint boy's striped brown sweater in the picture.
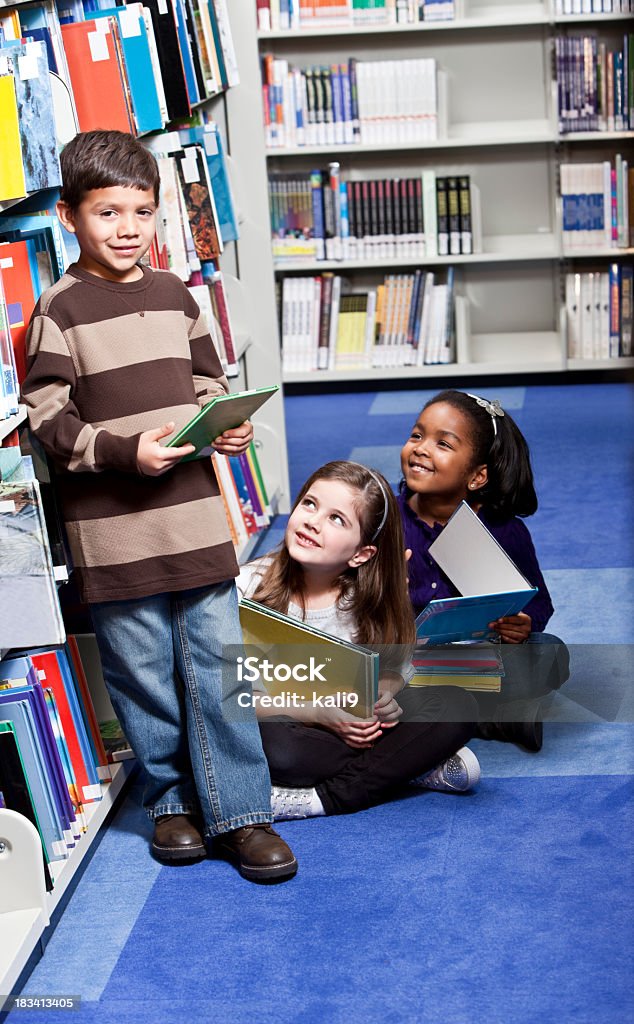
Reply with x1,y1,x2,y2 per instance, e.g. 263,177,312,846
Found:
22,263,238,604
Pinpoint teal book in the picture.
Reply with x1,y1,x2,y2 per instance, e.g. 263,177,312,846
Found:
164,385,278,461
416,501,537,646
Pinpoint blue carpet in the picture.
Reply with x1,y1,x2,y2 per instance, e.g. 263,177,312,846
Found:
14,774,634,1024
12,383,634,1023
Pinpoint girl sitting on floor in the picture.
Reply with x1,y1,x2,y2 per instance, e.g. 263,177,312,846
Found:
237,460,480,821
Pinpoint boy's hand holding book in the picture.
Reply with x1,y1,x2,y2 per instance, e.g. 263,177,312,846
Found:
137,422,196,476
211,419,254,457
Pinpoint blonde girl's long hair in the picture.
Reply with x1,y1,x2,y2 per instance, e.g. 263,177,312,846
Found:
252,461,416,650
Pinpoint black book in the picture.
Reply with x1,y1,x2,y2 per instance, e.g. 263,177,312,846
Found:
0,724,54,891
142,0,190,121
384,179,394,244
392,177,402,242
447,176,461,256
436,176,449,257
458,175,472,255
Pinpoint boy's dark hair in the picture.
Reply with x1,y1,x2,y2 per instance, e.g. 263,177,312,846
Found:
424,389,538,519
59,130,160,210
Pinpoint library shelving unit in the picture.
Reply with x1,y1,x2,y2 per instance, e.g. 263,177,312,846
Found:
252,0,634,385
0,0,291,996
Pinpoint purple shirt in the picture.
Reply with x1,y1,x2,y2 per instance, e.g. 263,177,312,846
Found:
398,490,554,632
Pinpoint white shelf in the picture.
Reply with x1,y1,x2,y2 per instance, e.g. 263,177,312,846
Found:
258,11,551,40
0,405,27,443
284,360,564,384
563,247,634,259
553,12,634,23
560,131,634,143
274,234,560,273
266,121,556,158
0,761,134,997
567,357,634,371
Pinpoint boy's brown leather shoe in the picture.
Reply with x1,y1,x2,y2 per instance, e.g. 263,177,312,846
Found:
214,824,298,882
151,814,207,861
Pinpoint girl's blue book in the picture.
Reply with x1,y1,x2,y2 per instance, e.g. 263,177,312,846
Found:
90,5,164,134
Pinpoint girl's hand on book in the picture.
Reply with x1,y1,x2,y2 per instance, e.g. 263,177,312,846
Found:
213,420,254,456
374,690,403,729
317,705,382,748
489,611,532,644
137,423,195,476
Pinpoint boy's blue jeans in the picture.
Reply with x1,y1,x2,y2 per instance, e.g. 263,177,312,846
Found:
90,581,273,838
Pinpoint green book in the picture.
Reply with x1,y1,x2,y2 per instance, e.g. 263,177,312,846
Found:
164,386,279,462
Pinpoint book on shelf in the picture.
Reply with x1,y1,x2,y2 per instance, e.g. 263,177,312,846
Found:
257,0,455,31
164,385,279,461
565,266,632,359
270,167,478,263
415,502,538,646
0,477,65,650
555,32,632,135
238,597,379,718
0,268,19,422
0,721,54,890
262,55,440,148
560,158,631,253
61,19,136,135
71,633,134,764
279,269,455,371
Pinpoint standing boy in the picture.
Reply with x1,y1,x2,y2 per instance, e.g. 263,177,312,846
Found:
22,130,297,882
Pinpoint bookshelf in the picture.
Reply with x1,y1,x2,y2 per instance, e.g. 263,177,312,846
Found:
0,0,291,996
250,0,634,383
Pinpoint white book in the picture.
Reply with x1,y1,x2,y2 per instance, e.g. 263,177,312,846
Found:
598,272,610,359
327,276,343,371
213,453,249,552
421,170,437,258
363,289,377,369
566,272,582,358
580,272,595,359
416,273,435,366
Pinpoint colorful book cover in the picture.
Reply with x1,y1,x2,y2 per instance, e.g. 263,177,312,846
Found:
174,146,223,262
90,5,164,134
0,41,62,193
66,636,112,782
0,479,66,649
0,69,26,202
141,0,191,121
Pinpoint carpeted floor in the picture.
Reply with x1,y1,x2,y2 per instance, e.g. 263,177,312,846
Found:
10,384,634,1024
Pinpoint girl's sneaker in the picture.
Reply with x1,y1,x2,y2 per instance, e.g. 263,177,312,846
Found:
271,785,326,820
413,747,481,793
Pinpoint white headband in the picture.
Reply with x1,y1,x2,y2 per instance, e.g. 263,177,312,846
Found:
467,393,505,436
346,462,389,543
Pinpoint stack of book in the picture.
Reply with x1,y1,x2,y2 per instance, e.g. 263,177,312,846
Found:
280,267,455,371
270,168,478,262
0,639,112,890
555,33,633,133
261,55,440,148
565,265,633,359
256,0,455,31
411,643,503,692
560,157,632,252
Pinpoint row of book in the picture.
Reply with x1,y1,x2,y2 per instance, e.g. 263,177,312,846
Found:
261,55,439,148
561,157,632,251
214,448,272,554
0,0,238,203
279,268,455,372
256,0,455,31
270,168,478,262
0,637,121,890
556,1,633,13
565,264,633,359
555,34,634,134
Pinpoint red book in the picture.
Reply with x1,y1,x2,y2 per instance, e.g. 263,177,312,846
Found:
209,271,237,367
0,239,37,383
61,20,135,134
29,651,102,804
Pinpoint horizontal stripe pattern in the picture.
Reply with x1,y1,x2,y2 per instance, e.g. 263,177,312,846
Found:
22,264,237,602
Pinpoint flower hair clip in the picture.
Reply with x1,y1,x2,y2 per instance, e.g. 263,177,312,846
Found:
467,394,505,435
